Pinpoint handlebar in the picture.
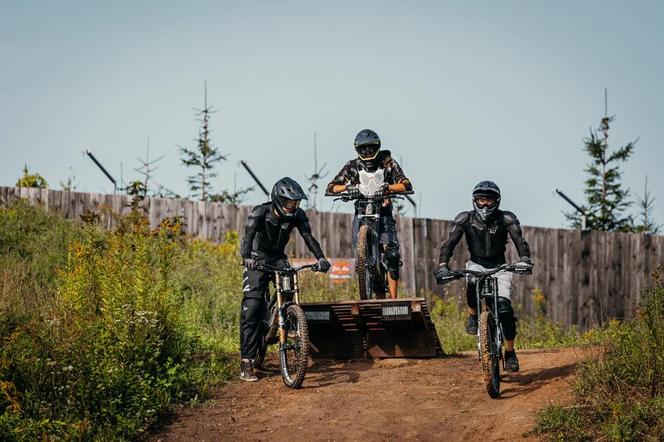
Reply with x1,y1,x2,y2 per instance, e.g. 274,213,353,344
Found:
254,263,319,273
325,190,414,202
436,262,533,285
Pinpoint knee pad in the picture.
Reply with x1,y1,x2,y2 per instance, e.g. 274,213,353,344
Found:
385,242,401,280
466,280,477,309
497,297,517,340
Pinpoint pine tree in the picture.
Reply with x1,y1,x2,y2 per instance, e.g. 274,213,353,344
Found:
634,176,660,234
566,115,636,231
134,137,164,198
179,81,227,201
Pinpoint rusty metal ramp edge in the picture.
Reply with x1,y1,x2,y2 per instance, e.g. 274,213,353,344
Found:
301,298,444,359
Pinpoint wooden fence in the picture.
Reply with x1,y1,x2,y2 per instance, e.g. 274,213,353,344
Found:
2,186,663,329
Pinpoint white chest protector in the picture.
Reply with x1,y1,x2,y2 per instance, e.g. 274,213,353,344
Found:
358,169,385,197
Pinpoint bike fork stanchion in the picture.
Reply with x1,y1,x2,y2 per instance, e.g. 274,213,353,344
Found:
275,275,285,345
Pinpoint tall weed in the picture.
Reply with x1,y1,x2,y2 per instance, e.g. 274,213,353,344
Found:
0,205,228,440
533,271,664,441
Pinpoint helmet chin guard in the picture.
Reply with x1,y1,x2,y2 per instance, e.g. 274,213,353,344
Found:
472,180,501,221
473,200,498,221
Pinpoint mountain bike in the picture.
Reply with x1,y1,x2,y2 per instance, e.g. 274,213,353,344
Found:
437,263,531,398
326,188,412,300
253,262,319,388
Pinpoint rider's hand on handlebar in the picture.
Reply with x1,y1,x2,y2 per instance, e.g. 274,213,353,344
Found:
514,256,534,273
346,185,361,199
314,257,331,273
243,258,257,271
434,263,453,281
373,183,388,201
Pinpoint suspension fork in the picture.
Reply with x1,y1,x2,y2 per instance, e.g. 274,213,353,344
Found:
493,276,504,363
371,219,381,269
293,272,300,305
476,276,482,358
370,218,383,298
275,273,285,345
493,278,499,354
492,277,503,357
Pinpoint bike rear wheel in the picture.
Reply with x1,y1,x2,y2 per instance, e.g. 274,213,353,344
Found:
479,311,501,398
356,224,372,300
279,304,309,389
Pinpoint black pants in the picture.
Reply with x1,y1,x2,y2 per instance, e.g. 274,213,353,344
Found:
239,263,281,360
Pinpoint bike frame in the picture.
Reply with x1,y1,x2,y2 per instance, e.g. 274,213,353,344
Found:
438,262,530,397
440,263,527,364
257,263,314,346
253,263,316,388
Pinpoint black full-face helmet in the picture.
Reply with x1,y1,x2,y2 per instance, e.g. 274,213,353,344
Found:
472,180,501,221
354,129,381,169
271,177,307,218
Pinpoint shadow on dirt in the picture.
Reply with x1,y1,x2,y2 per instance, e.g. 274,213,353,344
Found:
258,358,379,388
499,362,578,398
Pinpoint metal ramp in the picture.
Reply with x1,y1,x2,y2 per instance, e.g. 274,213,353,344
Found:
301,298,443,359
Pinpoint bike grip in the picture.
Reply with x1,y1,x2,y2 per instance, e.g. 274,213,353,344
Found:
436,276,455,285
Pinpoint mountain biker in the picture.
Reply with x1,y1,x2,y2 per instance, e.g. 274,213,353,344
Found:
239,177,331,382
434,181,533,372
327,129,412,299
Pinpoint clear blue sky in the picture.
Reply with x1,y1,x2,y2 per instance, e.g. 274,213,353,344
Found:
1,0,662,228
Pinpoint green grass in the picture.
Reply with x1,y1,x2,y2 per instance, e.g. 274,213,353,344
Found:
0,203,235,440
531,274,664,441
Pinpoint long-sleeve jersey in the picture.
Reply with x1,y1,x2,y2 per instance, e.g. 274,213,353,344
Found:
438,209,531,268
326,150,412,215
240,202,325,262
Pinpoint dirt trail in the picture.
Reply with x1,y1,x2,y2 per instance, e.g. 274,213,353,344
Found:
154,347,594,441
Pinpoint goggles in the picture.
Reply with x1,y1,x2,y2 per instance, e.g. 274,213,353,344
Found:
282,199,301,212
356,144,380,160
473,196,497,209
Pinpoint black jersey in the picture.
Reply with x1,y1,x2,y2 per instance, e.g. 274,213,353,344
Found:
438,209,531,268
240,202,324,262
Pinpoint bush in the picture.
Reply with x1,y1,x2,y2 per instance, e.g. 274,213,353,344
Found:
532,272,664,441
0,204,232,440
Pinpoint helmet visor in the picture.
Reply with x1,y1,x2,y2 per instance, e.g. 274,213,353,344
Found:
282,198,301,213
356,144,380,160
473,196,497,209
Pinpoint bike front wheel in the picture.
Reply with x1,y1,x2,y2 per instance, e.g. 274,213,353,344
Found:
479,311,501,398
279,304,309,389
